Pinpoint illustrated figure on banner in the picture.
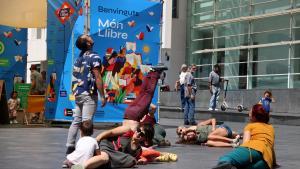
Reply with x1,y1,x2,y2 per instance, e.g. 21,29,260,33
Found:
102,42,148,104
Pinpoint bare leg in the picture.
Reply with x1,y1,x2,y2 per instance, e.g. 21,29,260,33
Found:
208,128,233,143
123,119,139,132
206,140,233,147
84,151,109,169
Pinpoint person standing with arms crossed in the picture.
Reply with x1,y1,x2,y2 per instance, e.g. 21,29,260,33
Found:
65,34,106,155
208,64,221,111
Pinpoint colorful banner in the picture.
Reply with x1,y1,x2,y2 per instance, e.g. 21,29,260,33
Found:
45,0,162,122
0,25,27,98
89,0,162,122
45,0,84,121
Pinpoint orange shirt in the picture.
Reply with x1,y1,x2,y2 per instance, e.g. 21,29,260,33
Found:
241,122,275,169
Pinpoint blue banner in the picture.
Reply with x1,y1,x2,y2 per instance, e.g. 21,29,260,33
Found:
45,0,84,121
89,0,162,122
45,0,162,122
0,25,27,97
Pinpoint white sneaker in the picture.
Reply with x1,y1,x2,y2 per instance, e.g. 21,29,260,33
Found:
215,109,219,111
232,135,241,144
231,142,240,148
10,120,13,124
208,108,213,111
13,120,18,124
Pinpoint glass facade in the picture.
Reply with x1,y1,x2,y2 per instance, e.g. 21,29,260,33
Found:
187,0,300,90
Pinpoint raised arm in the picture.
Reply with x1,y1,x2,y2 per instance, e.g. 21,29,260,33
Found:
96,125,131,142
198,118,217,131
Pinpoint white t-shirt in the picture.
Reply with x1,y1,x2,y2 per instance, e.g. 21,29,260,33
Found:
67,136,99,165
179,72,187,85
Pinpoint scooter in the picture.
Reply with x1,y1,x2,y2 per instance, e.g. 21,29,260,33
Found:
220,80,247,112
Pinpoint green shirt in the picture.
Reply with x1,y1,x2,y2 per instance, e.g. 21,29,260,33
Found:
196,125,213,143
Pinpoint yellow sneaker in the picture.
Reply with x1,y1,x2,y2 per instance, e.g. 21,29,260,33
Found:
155,154,170,162
167,153,178,162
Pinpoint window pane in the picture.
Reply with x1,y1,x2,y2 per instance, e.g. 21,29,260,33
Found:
193,27,213,39
251,75,288,89
195,78,209,90
217,49,248,63
193,12,214,24
199,65,212,78
196,53,212,64
251,60,288,75
218,63,247,78
291,75,300,88
194,0,214,14
291,59,300,73
252,45,289,61
293,28,300,40
216,35,248,48
216,22,249,37
253,0,291,15
296,0,300,8
216,6,249,20
191,39,213,51
223,62,248,77
293,13,300,27
252,15,290,32
292,44,300,59
251,30,289,44
226,77,247,90
216,0,240,10
172,0,178,18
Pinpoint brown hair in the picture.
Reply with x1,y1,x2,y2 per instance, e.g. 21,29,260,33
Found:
264,90,272,98
251,104,269,123
80,120,94,136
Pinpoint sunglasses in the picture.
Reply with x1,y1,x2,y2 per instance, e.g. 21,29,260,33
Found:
136,128,145,138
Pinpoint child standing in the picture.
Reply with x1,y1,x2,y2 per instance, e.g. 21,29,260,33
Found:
7,91,20,124
62,120,100,168
259,90,274,113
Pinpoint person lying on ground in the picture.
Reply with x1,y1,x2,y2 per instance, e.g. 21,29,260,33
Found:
72,123,154,169
140,103,171,147
176,118,240,147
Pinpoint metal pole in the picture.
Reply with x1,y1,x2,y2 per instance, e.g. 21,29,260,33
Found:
84,0,90,34
157,1,164,123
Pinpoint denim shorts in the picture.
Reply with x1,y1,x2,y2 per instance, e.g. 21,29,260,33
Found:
218,124,233,138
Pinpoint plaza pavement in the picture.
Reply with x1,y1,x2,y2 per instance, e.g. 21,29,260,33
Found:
0,118,299,169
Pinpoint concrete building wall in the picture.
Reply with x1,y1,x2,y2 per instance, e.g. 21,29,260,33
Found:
163,0,187,90
160,89,300,114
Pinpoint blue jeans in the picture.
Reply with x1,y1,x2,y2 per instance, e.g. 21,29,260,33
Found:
66,94,98,147
218,147,269,169
184,97,195,124
180,84,185,110
209,85,221,109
